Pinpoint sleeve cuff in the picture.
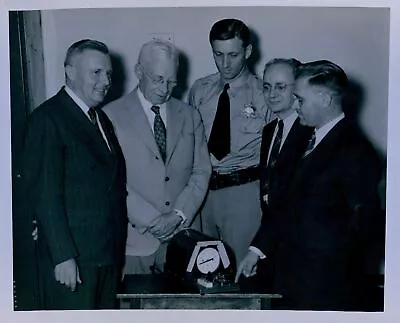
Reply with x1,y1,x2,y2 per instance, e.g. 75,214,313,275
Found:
174,209,187,226
249,246,266,259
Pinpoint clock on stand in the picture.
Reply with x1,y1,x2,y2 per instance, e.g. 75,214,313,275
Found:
164,229,240,293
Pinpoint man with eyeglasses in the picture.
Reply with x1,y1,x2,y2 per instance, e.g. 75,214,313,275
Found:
237,60,382,310
188,18,273,267
103,39,211,274
235,58,313,285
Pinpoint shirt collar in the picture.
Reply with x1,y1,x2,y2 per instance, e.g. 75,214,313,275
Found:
218,66,251,93
137,86,166,111
279,111,298,130
64,85,91,116
315,112,345,146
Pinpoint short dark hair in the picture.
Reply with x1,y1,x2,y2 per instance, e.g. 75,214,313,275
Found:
295,60,348,97
64,39,109,67
264,58,302,76
209,18,251,48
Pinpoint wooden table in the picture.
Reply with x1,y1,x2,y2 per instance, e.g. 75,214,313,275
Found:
117,274,282,310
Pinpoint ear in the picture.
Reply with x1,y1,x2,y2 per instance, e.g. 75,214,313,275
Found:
65,64,76,83
134,63,143,81
318,90,333,109
244,44,252,60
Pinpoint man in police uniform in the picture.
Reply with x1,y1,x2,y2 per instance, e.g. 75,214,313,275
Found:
188,19,273,266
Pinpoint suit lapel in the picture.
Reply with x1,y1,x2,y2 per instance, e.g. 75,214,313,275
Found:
292,119,347,190
166,99,184,164
127,90,163,158
55,89,113,166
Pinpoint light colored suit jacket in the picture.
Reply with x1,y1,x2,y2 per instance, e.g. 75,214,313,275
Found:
103,88,211,256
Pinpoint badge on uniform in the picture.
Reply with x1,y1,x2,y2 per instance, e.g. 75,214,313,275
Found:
242,103,256,118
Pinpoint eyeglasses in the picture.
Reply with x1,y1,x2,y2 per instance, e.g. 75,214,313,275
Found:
140,65,177,88
263,83,294,94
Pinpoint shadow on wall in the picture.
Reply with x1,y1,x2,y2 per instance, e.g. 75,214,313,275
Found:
173,51,190,101
103,52,127,105
247,28,261,75
342,77,365,123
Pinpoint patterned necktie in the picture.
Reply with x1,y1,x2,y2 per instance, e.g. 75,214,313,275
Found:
151,105,167,162
303,130,316,158
261,120,284,201
208,83,230,160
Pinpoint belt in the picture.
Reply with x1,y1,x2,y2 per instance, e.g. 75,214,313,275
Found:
209,166,260,190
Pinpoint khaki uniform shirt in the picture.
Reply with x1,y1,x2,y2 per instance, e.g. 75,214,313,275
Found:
188,69,274,173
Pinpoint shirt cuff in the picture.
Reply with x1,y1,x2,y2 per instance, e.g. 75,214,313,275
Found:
174,209,187,226
249,246,266,259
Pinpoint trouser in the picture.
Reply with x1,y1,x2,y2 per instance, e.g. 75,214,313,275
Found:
123,243,168,275
200,180,262,267
40,262,119,310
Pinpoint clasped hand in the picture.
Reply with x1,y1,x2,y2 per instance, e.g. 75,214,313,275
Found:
147,211,182,241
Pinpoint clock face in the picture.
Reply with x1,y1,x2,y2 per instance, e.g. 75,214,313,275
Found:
196,247,221,274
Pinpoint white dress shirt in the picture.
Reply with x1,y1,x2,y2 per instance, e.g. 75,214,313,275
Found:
314,112,345,149
266,111,298,165
250,111,298,260
137,87,168,131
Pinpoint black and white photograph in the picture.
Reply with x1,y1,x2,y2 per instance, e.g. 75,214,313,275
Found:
2,1,400,322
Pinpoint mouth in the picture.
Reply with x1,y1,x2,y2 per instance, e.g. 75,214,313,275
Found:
94,89,108,97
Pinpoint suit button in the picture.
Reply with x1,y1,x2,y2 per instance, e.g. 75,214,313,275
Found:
165,201,170,206
155,156,159,160
165,176,170,182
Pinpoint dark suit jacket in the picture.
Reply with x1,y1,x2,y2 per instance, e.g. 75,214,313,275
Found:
22,88,127,270
253,117,313,254
255,118,382,310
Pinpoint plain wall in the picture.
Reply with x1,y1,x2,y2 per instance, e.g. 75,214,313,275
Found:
40,6,389,157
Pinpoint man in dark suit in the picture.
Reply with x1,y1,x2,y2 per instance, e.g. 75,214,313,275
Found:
21,39,127,309
238,60,382,311
235,58,313,283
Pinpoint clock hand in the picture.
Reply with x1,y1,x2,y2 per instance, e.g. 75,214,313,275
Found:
199,257,214,265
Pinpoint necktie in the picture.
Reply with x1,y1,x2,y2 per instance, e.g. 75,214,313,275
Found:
88,108,111,150
303,130,316,158
208,83,230,160
88,107,104,139
151,105,167,162
261,120,284,202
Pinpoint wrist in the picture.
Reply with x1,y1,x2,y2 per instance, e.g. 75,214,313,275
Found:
174,209,187,226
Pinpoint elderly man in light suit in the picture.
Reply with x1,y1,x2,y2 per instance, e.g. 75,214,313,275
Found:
104,39,211,274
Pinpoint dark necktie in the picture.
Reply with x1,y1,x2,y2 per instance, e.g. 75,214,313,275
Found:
261,120,284,200
303,130,316,158
88,108,100,131
208,83,230,160
88,108,111,150
151,105,167,162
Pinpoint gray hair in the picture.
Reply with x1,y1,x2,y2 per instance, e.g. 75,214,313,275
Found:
137,39,179,68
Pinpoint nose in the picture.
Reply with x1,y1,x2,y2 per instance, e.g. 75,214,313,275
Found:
160,81,170,94
223,55,230,69
269,87,279,98
100,72,111,87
